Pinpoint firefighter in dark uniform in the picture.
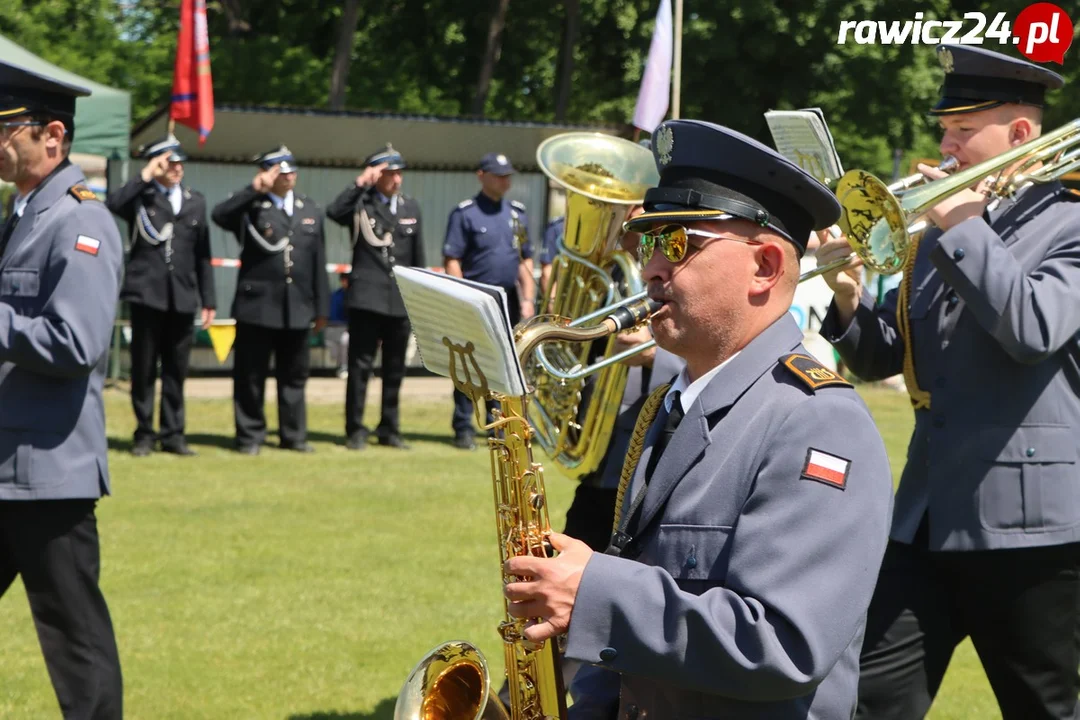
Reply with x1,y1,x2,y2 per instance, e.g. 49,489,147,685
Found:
326,144,425,451
443,152,536,450
106,134,215,457
211,146,329,455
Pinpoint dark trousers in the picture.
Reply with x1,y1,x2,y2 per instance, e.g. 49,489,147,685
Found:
856,532,1080,720
345,309,411,439
452,288,520,436
233,322,310,448
0,500,122,719
129,303,194,446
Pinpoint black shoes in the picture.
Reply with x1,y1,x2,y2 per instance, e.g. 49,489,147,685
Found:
453,433,476,451
131,439,154,457
378,434,410,450
235,443,260,456
280,441,315,453
346,430,369,451
161,440,196,456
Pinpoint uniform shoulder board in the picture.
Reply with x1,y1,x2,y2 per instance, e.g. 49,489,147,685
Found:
68,184,99,202
457,199,474,210
510,199,527,212
780,353,853,391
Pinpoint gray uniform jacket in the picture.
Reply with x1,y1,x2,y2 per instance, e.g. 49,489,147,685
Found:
822,183,1080,551
0,161,123,500
566,314,894,719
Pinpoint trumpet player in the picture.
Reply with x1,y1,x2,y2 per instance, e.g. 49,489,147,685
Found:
505,120,894,719
816,45,1080,720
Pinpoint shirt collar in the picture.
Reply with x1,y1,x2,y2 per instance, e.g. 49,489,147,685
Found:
268,189,294,212
665,351,741,415
12,194,28,218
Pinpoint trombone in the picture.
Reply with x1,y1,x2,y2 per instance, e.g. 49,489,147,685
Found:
800,155,957,282
800,119,1080,283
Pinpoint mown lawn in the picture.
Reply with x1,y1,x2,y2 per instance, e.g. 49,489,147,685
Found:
0,384,999,719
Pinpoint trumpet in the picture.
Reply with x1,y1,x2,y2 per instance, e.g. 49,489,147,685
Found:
800,120,1080,283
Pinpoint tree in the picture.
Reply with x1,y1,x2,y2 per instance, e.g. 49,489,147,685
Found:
472,0,511,116
328,0,362,110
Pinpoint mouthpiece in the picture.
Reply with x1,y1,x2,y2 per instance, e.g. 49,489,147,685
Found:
605,297,662,333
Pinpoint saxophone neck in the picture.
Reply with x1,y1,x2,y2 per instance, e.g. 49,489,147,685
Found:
513,295,661,364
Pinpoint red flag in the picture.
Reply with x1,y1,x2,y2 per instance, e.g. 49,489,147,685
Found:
170,0,214,144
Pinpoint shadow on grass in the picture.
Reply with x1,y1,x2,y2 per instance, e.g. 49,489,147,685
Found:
288,696,395,720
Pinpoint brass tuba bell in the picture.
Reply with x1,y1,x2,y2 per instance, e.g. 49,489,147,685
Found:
526,132,660,480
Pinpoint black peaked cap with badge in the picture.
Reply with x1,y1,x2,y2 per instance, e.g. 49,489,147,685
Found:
0,59,89,133
625,119,841,255
256,145,297,174
365,143,406,171
931,44,1064,116
139,133,187,163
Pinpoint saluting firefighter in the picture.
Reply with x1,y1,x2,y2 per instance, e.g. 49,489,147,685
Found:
211,146,329,455
105,134,215,457
443,152,535,450
326,144,425,451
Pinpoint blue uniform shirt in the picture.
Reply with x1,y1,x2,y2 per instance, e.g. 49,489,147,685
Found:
540,216,565,266
443,192,531,290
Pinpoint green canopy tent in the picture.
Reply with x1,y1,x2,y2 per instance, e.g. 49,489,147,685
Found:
0,34,131,159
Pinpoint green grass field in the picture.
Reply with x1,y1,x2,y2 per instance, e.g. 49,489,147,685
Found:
0,384,1000,719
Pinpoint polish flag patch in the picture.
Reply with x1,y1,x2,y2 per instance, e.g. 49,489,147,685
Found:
801,449,851,490
74,235,100,256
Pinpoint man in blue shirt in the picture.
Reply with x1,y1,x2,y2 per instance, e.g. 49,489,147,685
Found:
539,214,564,302
443,152,536,449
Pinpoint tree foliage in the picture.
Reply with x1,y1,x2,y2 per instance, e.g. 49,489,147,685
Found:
3,0,1077,179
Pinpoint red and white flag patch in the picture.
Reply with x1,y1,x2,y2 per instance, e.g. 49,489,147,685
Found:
74,235,100,256
801,448,851,490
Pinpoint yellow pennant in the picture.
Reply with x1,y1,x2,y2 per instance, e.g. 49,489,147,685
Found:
207,324,237,365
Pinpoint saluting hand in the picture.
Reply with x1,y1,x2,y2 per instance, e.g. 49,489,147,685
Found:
140,154,171,184
504,532,593,643
253,164,282,194
357,162,387,188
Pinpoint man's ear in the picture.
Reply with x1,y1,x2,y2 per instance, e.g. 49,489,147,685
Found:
1009,117,1034,147
748,240,787,297
44,120,67,151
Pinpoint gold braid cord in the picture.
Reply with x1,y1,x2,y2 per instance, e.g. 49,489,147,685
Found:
612,383,671,532
895,235,931,410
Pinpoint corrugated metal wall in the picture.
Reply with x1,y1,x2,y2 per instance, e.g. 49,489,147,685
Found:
107,161,551,314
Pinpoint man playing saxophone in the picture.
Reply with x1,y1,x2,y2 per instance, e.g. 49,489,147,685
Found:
503,119,895,719
815,45,1080,720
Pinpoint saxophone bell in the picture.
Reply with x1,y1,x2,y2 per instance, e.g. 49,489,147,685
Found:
394,640,509,720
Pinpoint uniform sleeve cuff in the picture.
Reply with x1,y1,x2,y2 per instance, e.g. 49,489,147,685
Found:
564,553,624,667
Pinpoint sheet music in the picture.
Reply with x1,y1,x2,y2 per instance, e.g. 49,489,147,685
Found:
764,108,845,186
393,267,527,397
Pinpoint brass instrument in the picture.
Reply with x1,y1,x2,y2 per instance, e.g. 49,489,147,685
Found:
527,132,660,481
800,120,1080,283
394,295,662,720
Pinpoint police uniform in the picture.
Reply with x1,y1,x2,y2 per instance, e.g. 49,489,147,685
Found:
0,61,123,718
540,215,564,267
821,46,1080,720
211,147,330,454
326,144,425,450
565,120,894,719
106,134,215,456
444,152,532,446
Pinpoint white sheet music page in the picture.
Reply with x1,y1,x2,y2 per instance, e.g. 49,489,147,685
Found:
764,108,845,186
393,267,527,397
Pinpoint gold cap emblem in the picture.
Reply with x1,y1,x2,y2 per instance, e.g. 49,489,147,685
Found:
656,124,675,166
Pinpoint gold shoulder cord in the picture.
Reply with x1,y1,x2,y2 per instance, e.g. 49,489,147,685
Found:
895,236,931,410
611,383,671,532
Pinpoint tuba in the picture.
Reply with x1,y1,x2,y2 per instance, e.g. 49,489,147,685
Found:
525,133,660,480
394,295,661,720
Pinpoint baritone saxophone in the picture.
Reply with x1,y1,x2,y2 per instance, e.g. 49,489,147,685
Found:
393,294,661,720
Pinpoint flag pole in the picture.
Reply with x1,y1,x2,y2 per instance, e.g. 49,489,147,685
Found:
672,0,683,119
